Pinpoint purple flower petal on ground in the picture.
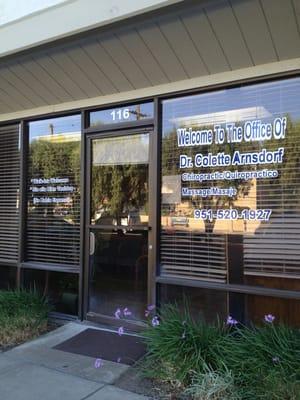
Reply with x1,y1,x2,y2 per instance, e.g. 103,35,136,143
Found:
123,307,132,317
147,304,156,311
226,316,238,326
264,314,275,323
118,326,124,336
151,316,160,327
94,358,104,368
114,308,122,319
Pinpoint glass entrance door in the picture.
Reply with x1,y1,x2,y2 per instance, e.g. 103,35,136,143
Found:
87,132,150,321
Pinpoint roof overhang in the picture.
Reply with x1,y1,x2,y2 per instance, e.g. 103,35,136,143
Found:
0,0,184,58
0,0,299,122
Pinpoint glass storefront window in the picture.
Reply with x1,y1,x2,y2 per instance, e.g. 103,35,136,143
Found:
90,134,149,226
89,229,148,319
88,131,150,320
159,284,300,327
245,293,300,327
0,266,16,290
161,77,300,293
23,269,78,315
159,284,228,323
27,115,81,266
0,124,20,262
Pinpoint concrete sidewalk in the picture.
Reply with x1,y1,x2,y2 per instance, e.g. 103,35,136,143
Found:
0,322,149,400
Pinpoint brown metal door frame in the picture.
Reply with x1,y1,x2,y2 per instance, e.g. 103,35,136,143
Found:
82,127,156,327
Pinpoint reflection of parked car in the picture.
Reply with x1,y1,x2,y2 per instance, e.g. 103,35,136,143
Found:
170,216,189,227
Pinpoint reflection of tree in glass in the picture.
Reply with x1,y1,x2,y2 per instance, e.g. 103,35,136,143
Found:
92,164,148,225
29,138,80,223
162,126,254,232
28,136,81,265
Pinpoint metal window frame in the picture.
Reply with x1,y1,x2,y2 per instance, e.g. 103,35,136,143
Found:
0,71,299,320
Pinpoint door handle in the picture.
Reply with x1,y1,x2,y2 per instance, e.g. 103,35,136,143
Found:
89,232,95,256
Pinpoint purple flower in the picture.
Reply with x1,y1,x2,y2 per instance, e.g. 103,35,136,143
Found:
264,314,275,324
145,304,156,318
151,316,160,327
272,356,280,364
114,308,122,319
118,326,124,336
226,316,238,326
94,358,104,368
123,307,132,317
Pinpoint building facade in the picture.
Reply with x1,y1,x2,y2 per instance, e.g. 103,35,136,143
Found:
0,0,300,327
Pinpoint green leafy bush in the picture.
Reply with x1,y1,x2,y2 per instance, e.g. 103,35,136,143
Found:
0,290,50,348
142,304,227,384
219,323,300,399
142,305,300,399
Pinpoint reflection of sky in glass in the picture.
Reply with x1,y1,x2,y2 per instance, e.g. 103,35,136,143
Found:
90,102,154,127
29,114,81,141
163,78,300,135
93,133,149,166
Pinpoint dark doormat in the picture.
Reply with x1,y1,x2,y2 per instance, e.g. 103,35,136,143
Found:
54,328,147,366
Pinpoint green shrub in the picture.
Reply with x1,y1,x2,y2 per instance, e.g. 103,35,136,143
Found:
0,289,50,348
142,304,227,384
219,323,300,399
142,305,300,399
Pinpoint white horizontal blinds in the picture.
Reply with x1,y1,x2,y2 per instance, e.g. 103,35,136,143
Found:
0,124,20,261
244,219,300,277
160,231,227,283
243,80,300,278
244,178,300,277
26,115,81,268
161,77,300,284
161,87,231,283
